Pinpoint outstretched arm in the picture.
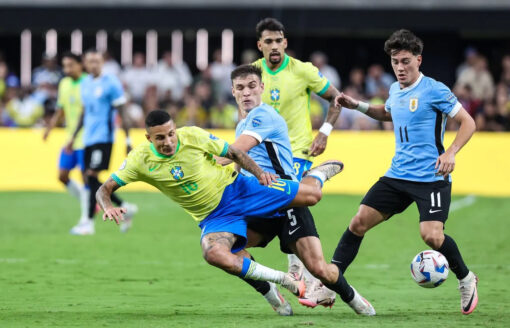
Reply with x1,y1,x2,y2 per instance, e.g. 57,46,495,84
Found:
224,145,276,185
96,177,126,224
335,92,392,122
310,85,342,156
216,134,259,166
43,109,64,141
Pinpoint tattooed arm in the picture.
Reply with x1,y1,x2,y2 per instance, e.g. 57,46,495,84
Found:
224,145,277,185
96,177,126,224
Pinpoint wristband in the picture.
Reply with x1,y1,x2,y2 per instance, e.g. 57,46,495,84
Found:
356,101,370,113
126,137,132,146
319,122,333,136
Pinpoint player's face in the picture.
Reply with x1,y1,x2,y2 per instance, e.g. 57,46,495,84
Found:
257,30,287,66
62,58,82,79
145,120,179,156
232,74,264,112
390,50,422,88
84,52,104,77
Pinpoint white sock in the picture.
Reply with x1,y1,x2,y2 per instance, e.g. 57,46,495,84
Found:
242,258,285,284
307,171,326,186
79,188,90,223
66,180,82,199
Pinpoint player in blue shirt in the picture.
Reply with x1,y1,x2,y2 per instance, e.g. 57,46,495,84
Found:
217,64,375,316
333,30,478,315
66,49,137,235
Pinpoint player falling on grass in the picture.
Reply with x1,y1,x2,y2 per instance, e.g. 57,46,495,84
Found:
43,52,89,226
66,49,137,235
253,17,342,299
96,109,343,302
334,29,478,315
216,64,375,316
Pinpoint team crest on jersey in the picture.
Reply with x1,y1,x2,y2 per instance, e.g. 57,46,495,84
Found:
170,166,184,180
209,133,218,140
409,98,419,112
252,118,262,127
318,71,324,78
270,88,280,101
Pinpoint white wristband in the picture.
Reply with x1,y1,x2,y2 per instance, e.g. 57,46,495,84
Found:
126,137,132,146
319,122,333,136
356,101,370,113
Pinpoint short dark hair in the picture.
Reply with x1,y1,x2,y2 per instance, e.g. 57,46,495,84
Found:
256,17,285,39
145,110,172,128
230,64,262,83
83,48,101,56
61,51,82,64
384,29,424,56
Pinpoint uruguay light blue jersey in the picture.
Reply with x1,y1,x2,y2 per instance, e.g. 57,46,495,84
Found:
235,102,297,181
384,73,461,182
81,73,126,146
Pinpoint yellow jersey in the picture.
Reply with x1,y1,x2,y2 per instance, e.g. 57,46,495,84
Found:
111,126,237,221
57,74,87,149
253,54,330,159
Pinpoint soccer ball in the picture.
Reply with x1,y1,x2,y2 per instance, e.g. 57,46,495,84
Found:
410,250,449,288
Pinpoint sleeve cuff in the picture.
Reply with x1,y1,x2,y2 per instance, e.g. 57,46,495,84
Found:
111,173,127,187
242,130,263,143
112,95,127,107
384,106,391,113
220,142,229,157
448,102,462,118
317,80,331,96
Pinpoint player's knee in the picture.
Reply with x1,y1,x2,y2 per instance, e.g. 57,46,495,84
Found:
203,246,229,269
349,214,368,236
58,172,69,184
308,187,322,206
307,262,329,281
421,231,444,249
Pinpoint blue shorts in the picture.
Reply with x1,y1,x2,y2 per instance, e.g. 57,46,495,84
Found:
293,158,313,181
59,148,85,171
199,174,300,253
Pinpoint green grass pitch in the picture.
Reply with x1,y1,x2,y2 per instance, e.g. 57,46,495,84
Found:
0,192,508,327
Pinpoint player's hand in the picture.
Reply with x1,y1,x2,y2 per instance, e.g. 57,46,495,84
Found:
334,92,358,109
435,150,455,178
310,133,328,156
258,171,278,186
63,140,74,154
102,207,127,225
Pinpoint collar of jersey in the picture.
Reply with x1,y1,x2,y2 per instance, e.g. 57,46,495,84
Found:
262,54,289,75
72,73,87,85
150,138,180,159
399,72,424,92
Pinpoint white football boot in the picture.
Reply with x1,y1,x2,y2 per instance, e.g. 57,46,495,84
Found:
119,202,138,233
347,287,376,316
263,282,293,316
281,272,306,298
298,279,336,308
305,160,344,182
459,271,479,315
70,220,95,235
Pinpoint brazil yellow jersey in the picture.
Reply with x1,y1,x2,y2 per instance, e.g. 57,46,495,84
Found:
57,74,86,149
111,126,237,222
253,54,330,160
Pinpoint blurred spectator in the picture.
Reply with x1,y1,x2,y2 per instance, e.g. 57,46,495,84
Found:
121,52,155,103
209,99,238,129
32,54,63,87
142,84,159,114
210,49,236,102
4,76,44,127
454,84,483,118
365,64,394,99
194,79,214,111
156,51,193,103
346,67,366,98
122,98,145,128
456,47,478,78
176,95,207,128
102,51,121,77
241,49,258,65
0,59,7,101
455,55,494,102
310,51,341,89
475,101,507,131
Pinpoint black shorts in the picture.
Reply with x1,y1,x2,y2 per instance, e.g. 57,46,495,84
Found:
246,207,319,254
362,176,452,223
84,143,113,171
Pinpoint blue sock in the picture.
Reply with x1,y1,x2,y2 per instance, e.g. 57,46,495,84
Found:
239,257,252,278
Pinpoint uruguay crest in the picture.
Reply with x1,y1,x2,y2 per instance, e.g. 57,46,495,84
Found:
171,166,184,180
409,98,418,112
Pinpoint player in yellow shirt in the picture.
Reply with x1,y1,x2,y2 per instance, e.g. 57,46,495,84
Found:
43,52,89,225
253,17,343,299
96,110,343,302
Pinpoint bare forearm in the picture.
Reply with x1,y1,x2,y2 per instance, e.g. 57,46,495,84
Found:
322,87,342,125
447,117,476,154
365,104,392,122
96,185,114,211
71,112,84,140
117,104,130,138
225,146,263,178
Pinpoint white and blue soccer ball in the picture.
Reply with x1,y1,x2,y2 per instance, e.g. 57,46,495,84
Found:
410,250,449,288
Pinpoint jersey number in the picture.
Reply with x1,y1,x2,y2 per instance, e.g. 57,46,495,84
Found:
268,179,287,192
399,126,409,143
430,192,441,208
287,208,297,226
180,181,198,194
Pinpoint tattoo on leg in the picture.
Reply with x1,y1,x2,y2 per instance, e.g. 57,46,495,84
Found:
202,232,237,253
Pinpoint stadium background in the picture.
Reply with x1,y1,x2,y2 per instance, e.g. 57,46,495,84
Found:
0,1,509,327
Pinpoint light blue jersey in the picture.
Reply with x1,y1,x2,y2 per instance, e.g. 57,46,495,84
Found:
235,102,297,181
81,73,126,146
384,73,461,182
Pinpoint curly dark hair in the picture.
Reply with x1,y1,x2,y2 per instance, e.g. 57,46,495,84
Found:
255,17,285,39
384,29,424,56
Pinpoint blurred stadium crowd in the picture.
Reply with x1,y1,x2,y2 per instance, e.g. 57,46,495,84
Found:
0,46,509,132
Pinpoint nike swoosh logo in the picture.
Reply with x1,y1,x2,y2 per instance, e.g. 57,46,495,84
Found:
288,226,301,235
463,290,475,312
286,185,291,195
429,209,442,213
149,164,161,172
331,259,342,264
